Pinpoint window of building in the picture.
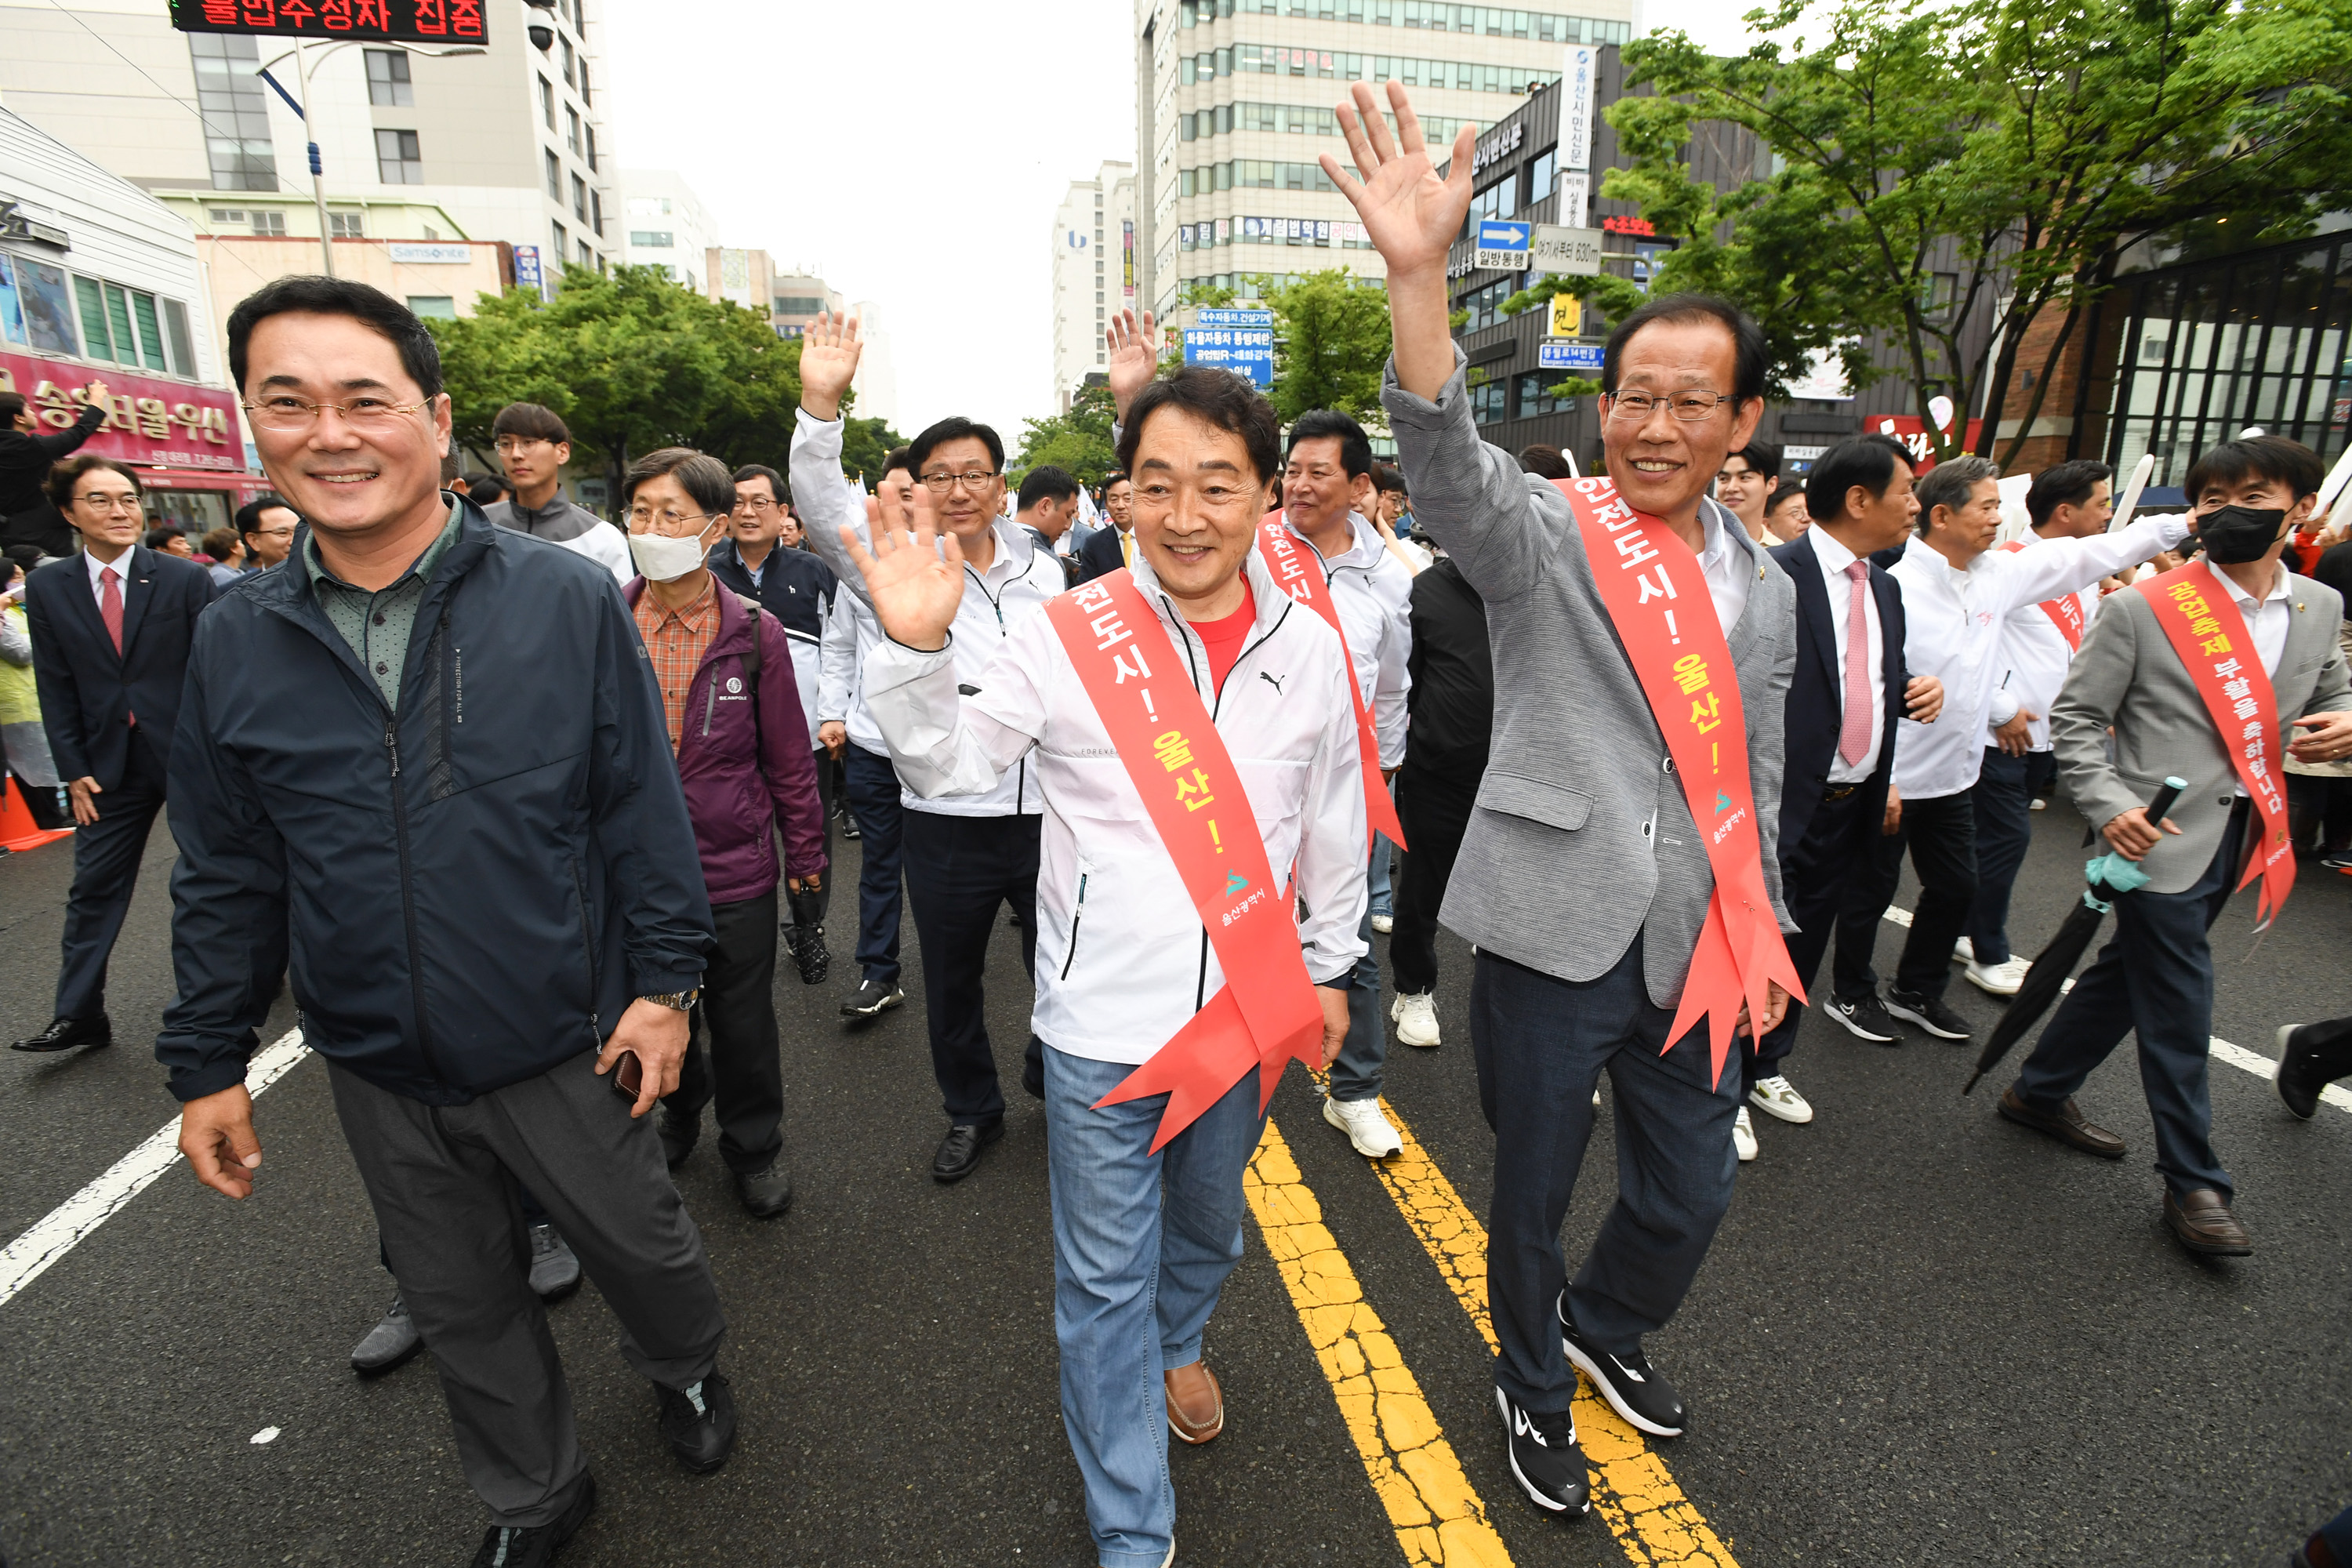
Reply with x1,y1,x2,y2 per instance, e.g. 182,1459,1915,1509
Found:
590,189,604,237
407,296,457,319
1468,175,1515,225
567,108,582,156
249,209,288,236
1920,271,1959,318
545,150,562,199
376,129,423,184
578,240,595,269
188,34,278,192
328,210,365,238
1527,147,1556,206
578,57,591,106
365,49,413,107
1468,372,1508,424
539,75,555,130
552,220,568,268
1454,274,1523,332
561,36,575,86
1515,371,1572,419
65,274,176,372
775,296,825,313
633,230,675,248
585,124,598,173
572,175,588,222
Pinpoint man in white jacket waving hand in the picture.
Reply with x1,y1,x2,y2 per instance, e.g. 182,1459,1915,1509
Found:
842,365,1363,1568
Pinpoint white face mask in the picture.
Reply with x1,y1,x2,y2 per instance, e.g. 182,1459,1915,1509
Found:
628,527,713,583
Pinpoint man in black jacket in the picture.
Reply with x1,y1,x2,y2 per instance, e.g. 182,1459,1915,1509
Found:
160,276,731,1565
12,454,215,1054
1,383,108,558
1076,470,1136,583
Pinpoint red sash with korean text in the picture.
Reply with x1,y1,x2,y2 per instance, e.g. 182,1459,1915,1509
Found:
1045,571,1328,1150
1998,540,2087,650
1556,478,1804,1088
1255,517,1408,850
2133,561,2296,928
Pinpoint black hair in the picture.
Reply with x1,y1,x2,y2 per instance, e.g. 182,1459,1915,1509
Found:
227,274,442,398
1726,439,1781,479
2182,436,2325,506
1115,365,1282,486
45,453,141,512
622,447,737,517
906,416,1005,477
1763,483,1807,517
1018,465,1080,510
492,401,570,444
0,392,24,426
1802,434,1912,522
1371,463,1409,496
1602,292,1768,408
235,495,296,537
880,446,913,479
143,526,181,552
1517,444,1573,480
461,472,509,504
2026,459,2114,528
1287,408,1373,479
731,463,789,504
1104,470,1131,491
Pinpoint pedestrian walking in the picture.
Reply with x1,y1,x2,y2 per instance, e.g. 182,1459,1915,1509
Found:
0,383,107,559
1017,464,1087,586
481,402,633,582
236,495,299,572
199,527,247,588
1077,468,1138,583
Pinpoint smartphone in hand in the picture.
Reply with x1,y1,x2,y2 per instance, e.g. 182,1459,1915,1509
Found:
610,1049,644,1098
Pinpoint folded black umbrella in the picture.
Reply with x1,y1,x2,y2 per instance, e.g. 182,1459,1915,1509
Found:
1962,775,2186,1095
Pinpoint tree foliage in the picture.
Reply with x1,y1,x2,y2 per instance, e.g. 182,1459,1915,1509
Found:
1012,383,1121,487
1265,269,1392,425
1611,0,2352,462
840,416,909,489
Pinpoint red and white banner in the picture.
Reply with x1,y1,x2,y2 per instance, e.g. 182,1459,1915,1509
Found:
1255,517,1407,850
1999,540,2087,650
0,352,243,472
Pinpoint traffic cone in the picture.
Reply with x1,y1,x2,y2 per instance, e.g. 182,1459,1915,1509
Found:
0,775,74,852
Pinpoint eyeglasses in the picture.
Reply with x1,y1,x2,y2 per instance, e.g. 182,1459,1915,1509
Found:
626,506,722,535
494,436,556,456
919,470,999,494
734,496,779,514
1605,390,1739,423
75,493,142,514
243,394,434,434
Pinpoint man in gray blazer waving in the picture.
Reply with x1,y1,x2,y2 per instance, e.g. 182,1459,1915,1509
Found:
1329,81,1798,1519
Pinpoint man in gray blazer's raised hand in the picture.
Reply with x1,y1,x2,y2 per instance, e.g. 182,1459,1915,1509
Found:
1325,79,1800,1521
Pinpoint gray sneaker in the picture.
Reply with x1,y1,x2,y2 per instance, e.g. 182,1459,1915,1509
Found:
350,1291,423,1376
528,1224,582,1302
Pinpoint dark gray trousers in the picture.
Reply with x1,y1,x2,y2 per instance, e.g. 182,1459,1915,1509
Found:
329,1050,728,1528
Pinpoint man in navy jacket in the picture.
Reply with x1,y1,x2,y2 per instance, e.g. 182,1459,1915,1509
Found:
159,276,729,1564
13,455,214,1054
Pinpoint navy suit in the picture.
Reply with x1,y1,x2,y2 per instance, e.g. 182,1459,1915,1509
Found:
1748,532,1910,1084
1075,524,1131,584
24,544,215,1022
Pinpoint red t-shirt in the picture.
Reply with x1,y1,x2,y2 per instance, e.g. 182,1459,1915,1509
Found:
1189,582,1257,690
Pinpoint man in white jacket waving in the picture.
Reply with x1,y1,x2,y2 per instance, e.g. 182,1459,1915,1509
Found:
842,364,1363,1568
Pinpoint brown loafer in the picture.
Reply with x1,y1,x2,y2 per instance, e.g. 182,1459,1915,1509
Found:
1997,1087,2126,1160
2164,1188,2251,1256
1165,1361,1224,1446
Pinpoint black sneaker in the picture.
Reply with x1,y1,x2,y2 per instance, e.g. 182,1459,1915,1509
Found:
1560,1294,1686,1437
526,1224,582,1302
1825,993,1900,1044
1493,1387,1590,1515
1885,987,1973,1041
840,978,904,1019
351,1291,423,1377
782,924,831,986
468,1474,597,1566
655,1371,738,1475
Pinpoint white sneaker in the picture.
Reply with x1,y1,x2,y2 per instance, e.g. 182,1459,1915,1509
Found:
1964,956,2031,996
1733,1105,1758,1163
1370,913,1394,935
1952,935,1974,964
1323,1094,1403,1159
1747,1074,1813,1125
2029,797,2047,811
1391,991,1440,1047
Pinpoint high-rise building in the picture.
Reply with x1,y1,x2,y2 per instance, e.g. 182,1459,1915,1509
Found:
848,299,898,428
768,270,842,340
1049,162,1137,412
622,170,719,290
703,250,843,343
1134,0,1632,316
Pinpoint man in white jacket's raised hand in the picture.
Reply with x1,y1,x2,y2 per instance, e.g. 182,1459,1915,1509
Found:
842,365,1363,1568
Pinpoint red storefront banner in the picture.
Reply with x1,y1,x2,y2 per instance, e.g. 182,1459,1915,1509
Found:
1870,416,1985,472
0,353,244,472
167,0,486,43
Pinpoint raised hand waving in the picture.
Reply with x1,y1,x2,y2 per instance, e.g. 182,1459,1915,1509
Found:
840,485,964,654
1317,81,1475,284
800,310,863,421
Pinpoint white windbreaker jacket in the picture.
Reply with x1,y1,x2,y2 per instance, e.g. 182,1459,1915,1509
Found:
862,545,1371,1065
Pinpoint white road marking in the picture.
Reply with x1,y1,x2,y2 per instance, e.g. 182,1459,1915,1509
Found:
1875,906,2352,1114
250,1426,280,1446
0,1030,310,1308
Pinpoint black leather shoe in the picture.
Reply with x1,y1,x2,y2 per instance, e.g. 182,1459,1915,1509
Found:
468,1474,597,1566
658,1108,699,1171
10,1014,111,1054
735,1163,793,1219
655,1371,738,1474
782,924,831,986
2276,1019,2352,1121
2164,1188,2252,1256
1561,1294,1686,1437
840,978,903,1019
1998,1086,2127,1159
932,1121,1003,1184
351,1291,423,1377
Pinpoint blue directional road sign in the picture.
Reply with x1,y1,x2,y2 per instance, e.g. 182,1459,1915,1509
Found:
1473,220,1532,271
1185,321,1275,387
1538,340,1606,372
1195,309,1274,329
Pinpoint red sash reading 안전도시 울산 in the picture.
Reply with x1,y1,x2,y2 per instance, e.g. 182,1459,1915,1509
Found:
1044,569,1329,1151
1554,477,1804,1088
2132,560,2296,928
1998,539,2087,651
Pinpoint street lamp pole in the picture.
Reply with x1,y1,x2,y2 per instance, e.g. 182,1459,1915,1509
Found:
294,40,334,278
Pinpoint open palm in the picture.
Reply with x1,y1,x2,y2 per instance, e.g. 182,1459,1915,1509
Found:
1318,81,1475,280
800,310,862,418
840,489,964,652
1105,308,1158,423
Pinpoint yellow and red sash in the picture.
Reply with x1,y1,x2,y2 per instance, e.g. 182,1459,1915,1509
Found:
2133,561,2296,927
1256,515,1409,850
1998,540,2087,650
1556,478,1804,1087
1045,571,1329,1150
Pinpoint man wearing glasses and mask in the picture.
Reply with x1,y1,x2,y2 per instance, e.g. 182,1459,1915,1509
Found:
792,311,1069,1185
481,401,632,583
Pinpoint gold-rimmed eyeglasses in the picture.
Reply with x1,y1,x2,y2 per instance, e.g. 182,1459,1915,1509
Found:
626,506,724,536
242,394,434,434
919,470,999,494
1604,390,1740,423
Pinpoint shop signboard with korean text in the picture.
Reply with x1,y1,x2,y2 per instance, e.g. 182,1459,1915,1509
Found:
0,353,243,470
166,0,486,44
1185,310,1274,388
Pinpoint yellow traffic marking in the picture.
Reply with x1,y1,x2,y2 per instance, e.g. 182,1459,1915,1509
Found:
1370,1097,1742,1567
1245,1117,1515,1567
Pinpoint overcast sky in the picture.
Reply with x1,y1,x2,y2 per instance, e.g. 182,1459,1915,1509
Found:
603,0,1762,441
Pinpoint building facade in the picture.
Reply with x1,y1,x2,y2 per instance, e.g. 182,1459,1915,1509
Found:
1050,162,1137,412
622,169,718,290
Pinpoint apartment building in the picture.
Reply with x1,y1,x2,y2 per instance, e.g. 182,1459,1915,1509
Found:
1049,161,1136,412
622,169,718,289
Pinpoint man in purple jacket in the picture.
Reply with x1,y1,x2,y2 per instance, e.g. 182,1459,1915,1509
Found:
622,448,828,1218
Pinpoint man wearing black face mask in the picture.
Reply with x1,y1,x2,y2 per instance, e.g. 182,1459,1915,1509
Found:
2002,436,2352,1258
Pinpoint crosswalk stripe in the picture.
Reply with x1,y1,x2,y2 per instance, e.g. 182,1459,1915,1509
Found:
1367,1096,1742,1567
1244,1116,1515,1566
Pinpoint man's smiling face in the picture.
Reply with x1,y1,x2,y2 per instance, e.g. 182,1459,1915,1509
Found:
242,310,450,541
1600,318,1761,524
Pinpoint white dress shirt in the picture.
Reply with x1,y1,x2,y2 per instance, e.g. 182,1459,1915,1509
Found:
1693,496,1751,638
2218,560,2296,796
1808,525,1886,785
1988,528,2107,753
84,543,133,600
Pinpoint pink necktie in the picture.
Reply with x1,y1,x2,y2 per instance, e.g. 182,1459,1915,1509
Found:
100,566,124,654
1837,561,1873,768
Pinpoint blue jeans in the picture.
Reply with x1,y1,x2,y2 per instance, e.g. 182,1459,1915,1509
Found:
1044,1047,1265,1567
842,744,904,988
1965,746,2056,965
1326,902,1385,1104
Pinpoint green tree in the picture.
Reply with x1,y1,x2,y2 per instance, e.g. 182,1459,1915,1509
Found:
1012,383,1120,487
1611,0,2352,463
1265,269,1392,425
840,416,909,488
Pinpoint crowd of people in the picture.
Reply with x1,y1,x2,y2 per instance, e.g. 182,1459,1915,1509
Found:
2,76,2351,1568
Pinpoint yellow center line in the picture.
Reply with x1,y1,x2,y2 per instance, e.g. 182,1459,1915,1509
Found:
1244,1116,1515,1567
1369,1094,1742,1567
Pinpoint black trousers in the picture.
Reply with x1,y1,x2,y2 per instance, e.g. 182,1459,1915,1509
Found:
665,890,784,1174
900,810,1040,1128
1964,747,2057,966
843,744,905,988
1835,786,1976,1003
1390,757,1481,998
1747,783,1876,1089
55,732,167,1021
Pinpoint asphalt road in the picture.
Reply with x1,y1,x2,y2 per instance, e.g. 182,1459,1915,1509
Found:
1,790,2347,1568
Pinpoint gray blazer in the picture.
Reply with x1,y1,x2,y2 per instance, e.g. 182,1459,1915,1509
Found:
1383,352,1797,1009
2053,571,2350,895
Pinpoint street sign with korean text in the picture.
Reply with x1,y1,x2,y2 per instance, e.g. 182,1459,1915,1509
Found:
1472,220,1531,273
1530,225,1604,275
1194,309,1273,329
166,0,487,45
1538,339,1605,372
1184,324,1274,387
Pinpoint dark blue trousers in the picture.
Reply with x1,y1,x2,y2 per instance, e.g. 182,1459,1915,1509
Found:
1748,782,1876,1091
842,743,905,989
1471,938,1739,1417
54,734,167,1021
1964,746,2056,965
900,809,1040,1128
2012,799,2246,1201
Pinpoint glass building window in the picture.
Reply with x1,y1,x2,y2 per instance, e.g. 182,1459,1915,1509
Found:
376,129,423,184
572,175,588,223
365,49,412,107
328,210,365,238
567,108,582,156
1469,374,1508,424
1515,372,1572,418
546,150,563,199
189,34,278,192
539,76,555,130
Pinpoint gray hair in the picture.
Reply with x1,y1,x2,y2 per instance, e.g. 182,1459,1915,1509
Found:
1914,454,1999,535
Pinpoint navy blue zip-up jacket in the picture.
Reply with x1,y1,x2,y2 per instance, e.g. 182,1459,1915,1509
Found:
156,500,713,1106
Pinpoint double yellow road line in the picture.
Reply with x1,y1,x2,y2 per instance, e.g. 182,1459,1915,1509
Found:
1243,1095,1740,1567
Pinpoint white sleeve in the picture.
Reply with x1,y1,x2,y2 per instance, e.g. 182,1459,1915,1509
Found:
563,523,635,583
1294,644,1373,984
789,408,873,607
1991,514,2190,615
816,589,855,724
861,621,1047,799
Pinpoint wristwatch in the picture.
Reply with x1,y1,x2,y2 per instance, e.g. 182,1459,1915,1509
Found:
642,989,700,1012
